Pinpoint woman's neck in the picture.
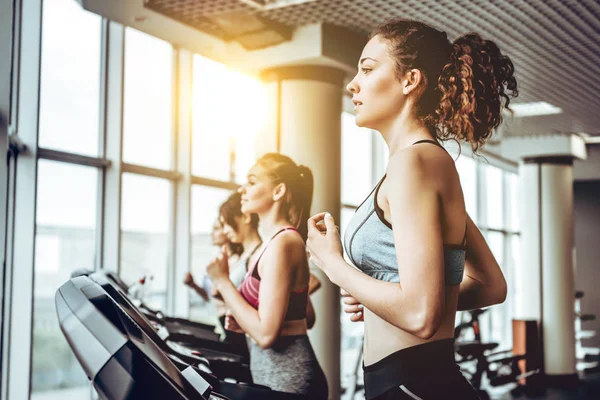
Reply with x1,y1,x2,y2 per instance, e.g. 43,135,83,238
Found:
257,207,293,241
379,106,434,157
241,231,262,256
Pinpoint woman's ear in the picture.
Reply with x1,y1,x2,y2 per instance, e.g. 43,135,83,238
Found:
272,182,287,202
403,68,424,96
241,213,252,225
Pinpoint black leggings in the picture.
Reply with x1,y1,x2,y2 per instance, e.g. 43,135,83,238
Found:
364,339,479,400
372,376,479,399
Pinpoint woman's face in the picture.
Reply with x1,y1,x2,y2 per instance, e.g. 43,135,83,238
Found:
220,215,243,244
238,164,277,215
211,220,228,246
346,35,406,131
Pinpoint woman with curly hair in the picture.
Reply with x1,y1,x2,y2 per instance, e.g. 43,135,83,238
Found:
306,19,517,400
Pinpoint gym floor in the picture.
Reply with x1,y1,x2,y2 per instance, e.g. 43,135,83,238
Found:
494,372,600,400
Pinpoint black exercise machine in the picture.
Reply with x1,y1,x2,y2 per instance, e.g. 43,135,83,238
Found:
454,309,539,400
56,273,306,399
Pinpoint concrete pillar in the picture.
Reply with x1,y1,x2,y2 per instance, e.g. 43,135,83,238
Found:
516,156,577,383
261,66,344,400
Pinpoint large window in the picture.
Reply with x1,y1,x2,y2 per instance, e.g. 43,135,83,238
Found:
16,4,273,399
31,161,98,399
38,0,102,157
123,28,173,170
341,112,375,207
118,28,176,314
456,155,478,220
120,174,171,310
456,160,520,350
188,55,266,320
31,1,102,398
192,55,266,183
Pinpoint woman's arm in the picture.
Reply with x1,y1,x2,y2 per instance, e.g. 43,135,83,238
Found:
457,214,507,310
209,234,298,349
183,273,209,302
308,152,446,339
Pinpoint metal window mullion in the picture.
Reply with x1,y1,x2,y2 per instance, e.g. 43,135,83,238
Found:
8,0,20,134
102,21,125,275
165,45,178,315
0,0,15,396
96,18,109,272
7,0,42,398
37,147,111,168
172,48,192,318
1,153,16,400
121,162,181,181
190,175,239,191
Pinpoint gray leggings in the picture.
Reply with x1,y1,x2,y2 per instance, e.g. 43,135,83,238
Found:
248,335,328,399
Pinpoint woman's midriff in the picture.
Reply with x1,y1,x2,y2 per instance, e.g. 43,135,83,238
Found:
279,319,308,336
245,319,308,342
363,287,460,366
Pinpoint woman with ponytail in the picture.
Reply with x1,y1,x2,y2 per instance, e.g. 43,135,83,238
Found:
306,19,516,399
205,153,327,399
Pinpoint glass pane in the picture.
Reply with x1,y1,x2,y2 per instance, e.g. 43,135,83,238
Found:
485,230,505,267
484,231,511,348
32,160,97,400
484,165,504,229
455,156,477,223
192,55,266,183
189,186,232,323
120,174,171,311
38,0,101,156
508,172,519,231
341,112,373,206
510,234,522,318
123,28,173,170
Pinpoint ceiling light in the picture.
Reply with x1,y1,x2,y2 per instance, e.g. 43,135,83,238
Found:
238,0,318,10
508,101,563,118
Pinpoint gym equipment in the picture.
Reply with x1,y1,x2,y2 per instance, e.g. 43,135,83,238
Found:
56,275,223,399
574,291,599,374
56,273,306,399
72,269,251,379
454,309,539,399
91,272,253,383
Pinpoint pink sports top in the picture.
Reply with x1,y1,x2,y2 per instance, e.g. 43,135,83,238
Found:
239,227,308,321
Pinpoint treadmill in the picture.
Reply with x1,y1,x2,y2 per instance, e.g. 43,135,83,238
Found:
56,274,306,399
90,272,252,383
75,269,248,361
55,275,221,399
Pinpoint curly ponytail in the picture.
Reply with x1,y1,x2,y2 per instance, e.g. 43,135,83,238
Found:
436,34,518,151
371,19,518,151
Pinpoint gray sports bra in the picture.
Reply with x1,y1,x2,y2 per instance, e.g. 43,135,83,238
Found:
343,140,466,285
